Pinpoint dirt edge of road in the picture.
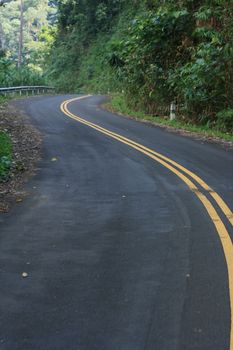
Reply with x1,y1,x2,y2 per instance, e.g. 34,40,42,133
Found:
0,102,41,212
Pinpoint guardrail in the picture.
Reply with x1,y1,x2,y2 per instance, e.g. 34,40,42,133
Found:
0,86,55,97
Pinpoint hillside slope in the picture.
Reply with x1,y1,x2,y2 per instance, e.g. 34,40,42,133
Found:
48,0,233,132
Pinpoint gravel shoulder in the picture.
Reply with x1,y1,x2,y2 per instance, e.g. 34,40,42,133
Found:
0,101,41,212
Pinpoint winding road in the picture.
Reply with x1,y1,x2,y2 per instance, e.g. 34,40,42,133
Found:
0,94,233,350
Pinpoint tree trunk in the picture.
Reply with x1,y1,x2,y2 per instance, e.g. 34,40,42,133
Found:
18,0,24,68
0,21,5,52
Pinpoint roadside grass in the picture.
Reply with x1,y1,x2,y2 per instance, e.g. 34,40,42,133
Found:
105,94,233,142
0,96,13,181
0,131,12,181
0,95,10,105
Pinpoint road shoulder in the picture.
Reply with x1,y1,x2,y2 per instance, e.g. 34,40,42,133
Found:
103,96,233,150
0,100,41,212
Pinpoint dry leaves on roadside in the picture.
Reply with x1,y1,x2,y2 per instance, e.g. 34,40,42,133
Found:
0,102,42,212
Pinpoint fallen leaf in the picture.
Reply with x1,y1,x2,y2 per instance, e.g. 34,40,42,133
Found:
16,198,23,203
22,272,28,278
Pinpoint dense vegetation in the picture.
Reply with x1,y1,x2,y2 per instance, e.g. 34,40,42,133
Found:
0,1,232,133
0,0,56,180
0,0,56,87
48,0,233,132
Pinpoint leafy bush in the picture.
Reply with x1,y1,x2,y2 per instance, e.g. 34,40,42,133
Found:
106,9,193,112
169,19,233,124
0,132,12,181
216,109,233,132
0,56,46,88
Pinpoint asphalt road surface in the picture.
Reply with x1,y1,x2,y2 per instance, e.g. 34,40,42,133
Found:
0,94,233,350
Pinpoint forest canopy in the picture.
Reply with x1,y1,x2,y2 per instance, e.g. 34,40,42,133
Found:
0,0,56,86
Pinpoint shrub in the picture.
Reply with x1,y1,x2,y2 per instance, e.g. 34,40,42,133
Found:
0,132,12,181
0,56,46,88
216,109,233,132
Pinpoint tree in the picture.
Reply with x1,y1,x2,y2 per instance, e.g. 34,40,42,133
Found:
18,0,24,68
0,0,57,65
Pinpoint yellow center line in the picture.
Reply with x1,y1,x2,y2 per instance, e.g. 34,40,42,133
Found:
60,95,233,349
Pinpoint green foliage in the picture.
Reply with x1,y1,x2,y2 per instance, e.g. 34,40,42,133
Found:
106,93,233,141
46,0,128,91
48,0,233,133
0,0,57,88
0,95,8,104
71,35,121,93
57,0,126,34
216,109,233,133
168,7,233,124
0,0,56,64
0,131,12,180
169,42,232,114
0,55,46,87
106,8,193,111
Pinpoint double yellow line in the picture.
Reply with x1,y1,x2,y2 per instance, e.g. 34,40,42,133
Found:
61,95,233,348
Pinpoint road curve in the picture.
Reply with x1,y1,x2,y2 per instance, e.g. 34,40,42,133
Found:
0,94,232,350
